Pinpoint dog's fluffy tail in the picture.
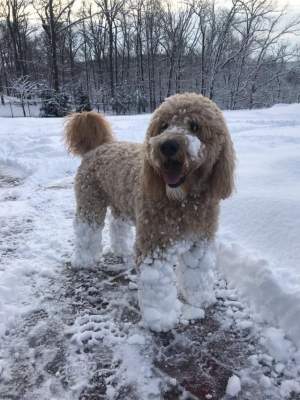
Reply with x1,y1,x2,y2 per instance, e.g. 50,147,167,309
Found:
64,111,114,156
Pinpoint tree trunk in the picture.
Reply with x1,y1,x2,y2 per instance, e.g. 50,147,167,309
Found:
49,0,59,91
108,19,114,97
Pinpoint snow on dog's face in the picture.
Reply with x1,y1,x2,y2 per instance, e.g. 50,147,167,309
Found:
144,93,235,201
148,120,204,189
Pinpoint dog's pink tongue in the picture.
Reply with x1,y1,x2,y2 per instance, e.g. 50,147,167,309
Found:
163,172,181,185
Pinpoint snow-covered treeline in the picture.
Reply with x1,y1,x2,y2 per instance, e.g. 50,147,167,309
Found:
0,0,300,115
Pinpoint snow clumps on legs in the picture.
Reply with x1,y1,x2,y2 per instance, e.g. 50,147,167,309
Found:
137,241,216,332
177,241,217,308
138,248,182,332
109,211,133,257
72,218,104,268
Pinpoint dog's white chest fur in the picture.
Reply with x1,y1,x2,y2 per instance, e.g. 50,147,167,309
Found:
166,185,186,201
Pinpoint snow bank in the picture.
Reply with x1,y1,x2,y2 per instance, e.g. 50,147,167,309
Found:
217,241,300,348
216,104,300,348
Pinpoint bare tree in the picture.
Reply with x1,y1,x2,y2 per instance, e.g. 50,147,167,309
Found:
94,0,125,97
33,0,75,91
1,0,299,114
160,3,194,97
0,0,32,77
144,0,162,110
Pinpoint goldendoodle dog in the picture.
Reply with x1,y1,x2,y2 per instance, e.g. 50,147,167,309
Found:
65,93,235,332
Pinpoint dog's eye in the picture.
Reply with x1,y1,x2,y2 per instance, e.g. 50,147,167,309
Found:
190,121,199,132
159,122,169,133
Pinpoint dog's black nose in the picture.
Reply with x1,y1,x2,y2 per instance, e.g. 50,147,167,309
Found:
160,140,179,157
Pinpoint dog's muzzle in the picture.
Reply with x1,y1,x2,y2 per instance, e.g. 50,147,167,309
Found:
160,139,179,158
162,158,185,188
150,135,188,188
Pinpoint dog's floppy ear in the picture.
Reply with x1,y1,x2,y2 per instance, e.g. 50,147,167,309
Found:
209,133,235,200
143,157,165,201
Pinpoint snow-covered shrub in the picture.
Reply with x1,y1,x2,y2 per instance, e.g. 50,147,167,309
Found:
134,87,147,113
110,84,148,114
39,89,71,117
110,85,132,114
75,88,92,112
10,76,37,117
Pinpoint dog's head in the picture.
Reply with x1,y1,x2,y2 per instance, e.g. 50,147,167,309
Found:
144,93,235,201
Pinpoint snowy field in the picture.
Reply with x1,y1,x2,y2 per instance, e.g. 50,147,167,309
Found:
0,104,300,399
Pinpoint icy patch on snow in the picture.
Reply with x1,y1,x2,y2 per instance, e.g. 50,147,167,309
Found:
72,218,103,269
226,374,241,397
0,160,29,185
44,176,73,189
0,200,33,217
108,212,133,256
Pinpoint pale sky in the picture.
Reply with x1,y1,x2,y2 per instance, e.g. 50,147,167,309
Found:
276,1,300,44
283,0,300,13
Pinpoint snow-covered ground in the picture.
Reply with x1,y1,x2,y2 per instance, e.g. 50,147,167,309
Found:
0,104,300,399
0,96,40,117
219,105,300,348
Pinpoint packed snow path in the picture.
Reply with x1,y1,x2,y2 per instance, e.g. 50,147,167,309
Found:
0,105,300,399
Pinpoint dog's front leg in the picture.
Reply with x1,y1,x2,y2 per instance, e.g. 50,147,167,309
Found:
138,249,181,332
177,241,216,308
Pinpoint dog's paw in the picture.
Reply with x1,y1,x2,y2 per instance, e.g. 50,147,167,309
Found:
177,241,217,308
138,259,181,332
141,303,181,333
179,303,205,324
71,252,103,270
178,264,216,308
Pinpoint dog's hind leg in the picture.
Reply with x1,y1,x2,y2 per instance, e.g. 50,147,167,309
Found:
109,209,133,257
72,173,107,269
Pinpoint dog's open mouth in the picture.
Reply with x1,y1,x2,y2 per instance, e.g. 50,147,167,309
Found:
162,160,186,188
